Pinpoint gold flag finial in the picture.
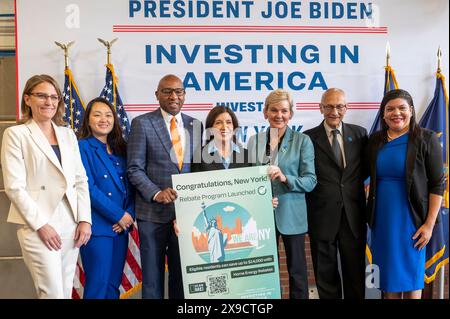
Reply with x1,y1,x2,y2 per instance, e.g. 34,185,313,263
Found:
437,46,442,73
55,41,75,69
97,38,118,65
385,42,391,67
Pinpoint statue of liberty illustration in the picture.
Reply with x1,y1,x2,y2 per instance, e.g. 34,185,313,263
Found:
202,202,228,262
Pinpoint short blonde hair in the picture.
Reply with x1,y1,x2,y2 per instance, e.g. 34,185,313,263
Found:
264,89,294,114
20,74,65,125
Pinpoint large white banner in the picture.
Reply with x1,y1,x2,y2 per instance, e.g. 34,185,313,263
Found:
16,0,449,140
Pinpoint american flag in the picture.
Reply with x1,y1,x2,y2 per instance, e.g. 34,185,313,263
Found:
100,64,131,137
62,68,85,132
101,63,141,297
61,68,86,298
71,64,142,299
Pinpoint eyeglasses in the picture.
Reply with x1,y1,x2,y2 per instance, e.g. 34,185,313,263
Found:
321,104,347,112
29,92,60,103
159,88,185,96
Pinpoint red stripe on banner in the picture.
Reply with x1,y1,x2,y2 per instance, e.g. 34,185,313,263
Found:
72,262,85,299
348,107,380,109
113,25,388,34
125,247,142,281
78,264,85,286
125,104,159,107
124,103,213,107
114,24,387,28
125,109,210,112
129,226,140,246
72,288,81,299
124,109,157,112
296,107,379,110
296,102,380,110
114,29,387,34
128,228,142,281
113,28,388,32
125,103,214,113
121,271,133,291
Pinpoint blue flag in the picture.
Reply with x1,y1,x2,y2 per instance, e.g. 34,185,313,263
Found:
369,65,399,134
99,64,130,138
419,71,449,284
62,68,85,133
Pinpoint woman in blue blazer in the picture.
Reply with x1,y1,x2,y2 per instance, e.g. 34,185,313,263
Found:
77,97,135,299
248,89,317,299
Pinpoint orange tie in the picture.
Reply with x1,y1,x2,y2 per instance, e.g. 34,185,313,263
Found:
170,117,183,170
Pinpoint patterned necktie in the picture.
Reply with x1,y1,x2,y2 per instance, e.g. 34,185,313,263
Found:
170,117,183,170
331,129,344,169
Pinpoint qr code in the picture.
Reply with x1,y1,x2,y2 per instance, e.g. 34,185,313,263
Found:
208,274,229,296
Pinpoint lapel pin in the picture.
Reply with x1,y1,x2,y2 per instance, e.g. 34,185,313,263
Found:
347,137,353,142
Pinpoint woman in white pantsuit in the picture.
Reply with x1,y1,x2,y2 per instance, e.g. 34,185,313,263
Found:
1,74,92,299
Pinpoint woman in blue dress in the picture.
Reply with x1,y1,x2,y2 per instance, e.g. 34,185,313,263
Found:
77,97,135,299
366,89,444,299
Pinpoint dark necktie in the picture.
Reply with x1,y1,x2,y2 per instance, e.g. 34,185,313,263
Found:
331,129,344,169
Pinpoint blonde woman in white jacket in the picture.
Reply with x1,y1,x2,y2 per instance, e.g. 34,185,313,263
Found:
1,74,91,299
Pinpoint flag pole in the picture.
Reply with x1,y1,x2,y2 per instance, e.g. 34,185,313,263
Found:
55,41,74,70
437,46,445,300
386,42,390,67
437,46,442,74
98,38,119,107
97,38,118,65
55,41,75,128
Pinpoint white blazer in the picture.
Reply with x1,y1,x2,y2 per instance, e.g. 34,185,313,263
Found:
1,119,91,230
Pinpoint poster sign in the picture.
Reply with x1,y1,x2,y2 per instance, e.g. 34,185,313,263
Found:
172,166,281,299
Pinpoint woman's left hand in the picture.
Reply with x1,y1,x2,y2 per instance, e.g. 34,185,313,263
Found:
272,197,279,208
112,223,123,233
267,165,287,183
173,219,180,237
74,221,92,248
412,222,434,250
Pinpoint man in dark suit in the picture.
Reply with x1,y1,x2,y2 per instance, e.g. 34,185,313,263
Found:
304,88,368,299
127,74,202,299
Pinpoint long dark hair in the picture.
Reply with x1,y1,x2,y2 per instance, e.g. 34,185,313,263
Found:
374,89,421,146
204,105,240,144
78,97,127,157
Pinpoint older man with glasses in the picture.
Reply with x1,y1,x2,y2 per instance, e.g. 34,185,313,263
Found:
127,74,202,299
304,88,368,299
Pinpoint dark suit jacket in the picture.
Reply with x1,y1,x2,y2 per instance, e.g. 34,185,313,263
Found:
127,109,202,223
304,121,368,241
191,143,250,172
366,128,444,229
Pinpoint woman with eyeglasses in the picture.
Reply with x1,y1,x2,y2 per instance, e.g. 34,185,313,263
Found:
77,97,135,299
1,74,91,298
247,89,317,299
366,89,444,299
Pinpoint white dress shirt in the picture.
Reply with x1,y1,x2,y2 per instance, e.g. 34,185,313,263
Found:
323,121,346,168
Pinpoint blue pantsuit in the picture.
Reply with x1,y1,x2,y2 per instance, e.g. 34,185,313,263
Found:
78,137,135,299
